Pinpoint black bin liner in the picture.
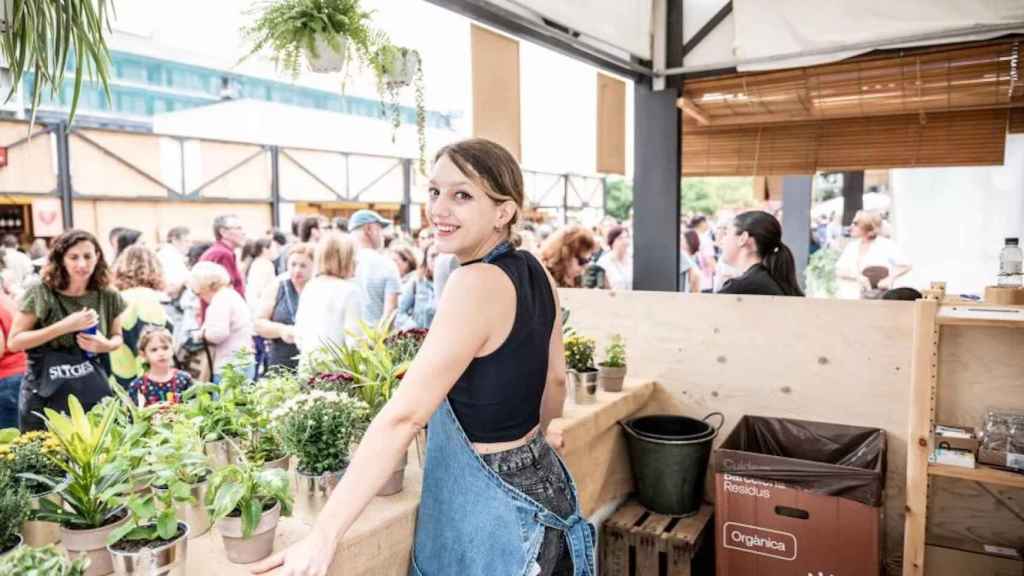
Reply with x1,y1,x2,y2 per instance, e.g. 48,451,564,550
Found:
715,415,886,507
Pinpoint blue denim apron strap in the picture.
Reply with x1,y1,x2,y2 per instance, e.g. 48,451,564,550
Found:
412,398,596,576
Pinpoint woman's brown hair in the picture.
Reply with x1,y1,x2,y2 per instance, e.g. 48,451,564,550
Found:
42,229,111,291
539,225,597,288
113,245,165,291
433,138,524,232
852,210,882,240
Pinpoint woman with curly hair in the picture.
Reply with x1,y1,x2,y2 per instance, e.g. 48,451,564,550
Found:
539,225,597,288
109,245,172,389
8,230,127,430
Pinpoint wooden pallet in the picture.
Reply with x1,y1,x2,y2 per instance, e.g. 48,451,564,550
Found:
602,499,714,576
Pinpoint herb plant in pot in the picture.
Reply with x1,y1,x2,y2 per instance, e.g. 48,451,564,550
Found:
0,544,90,575
565,333,599,405
273,389,367,522
205,460,292,564
143,419,214,540
104,483,189,576
0,469,30,560
240,0,376,76
181,382,244,470
27,397,131,576
0,429,67,546
597,334,628,392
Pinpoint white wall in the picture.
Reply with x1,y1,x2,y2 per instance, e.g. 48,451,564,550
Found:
891,135,1024,295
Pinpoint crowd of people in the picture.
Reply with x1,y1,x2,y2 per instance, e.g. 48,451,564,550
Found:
0,187,913,432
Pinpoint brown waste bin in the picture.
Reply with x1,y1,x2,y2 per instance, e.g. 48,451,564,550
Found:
714,415,886,576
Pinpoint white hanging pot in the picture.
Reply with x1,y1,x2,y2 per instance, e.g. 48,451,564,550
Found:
385,50,420,87
0,0,11,35
306,36,348,73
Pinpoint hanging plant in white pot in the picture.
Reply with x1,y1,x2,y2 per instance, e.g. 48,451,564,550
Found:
239,0,376,77
369,42,428,174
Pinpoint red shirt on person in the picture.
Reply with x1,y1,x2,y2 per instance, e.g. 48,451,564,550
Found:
199,240,245,298
0,293,27,379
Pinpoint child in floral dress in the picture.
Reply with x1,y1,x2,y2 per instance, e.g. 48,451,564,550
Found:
128,326,194,407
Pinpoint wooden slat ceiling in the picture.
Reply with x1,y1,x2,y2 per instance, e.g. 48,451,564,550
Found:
681,38,1023,176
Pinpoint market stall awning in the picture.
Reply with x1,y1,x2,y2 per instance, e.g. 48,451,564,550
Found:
680,38,1024,175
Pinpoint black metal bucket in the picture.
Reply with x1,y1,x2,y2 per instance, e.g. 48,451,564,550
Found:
622,412,724,516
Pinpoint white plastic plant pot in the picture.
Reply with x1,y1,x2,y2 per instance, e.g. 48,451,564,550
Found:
306,36,348,73
385,50,420,87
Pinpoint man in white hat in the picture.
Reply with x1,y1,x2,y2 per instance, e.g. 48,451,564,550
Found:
349,209,401,325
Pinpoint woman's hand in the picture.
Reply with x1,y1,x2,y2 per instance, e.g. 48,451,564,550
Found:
77,332,116,354
59,309,99,335
280,326,296,344
250,531,336,576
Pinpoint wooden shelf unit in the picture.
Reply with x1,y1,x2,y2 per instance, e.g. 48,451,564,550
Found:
902,300,1024,576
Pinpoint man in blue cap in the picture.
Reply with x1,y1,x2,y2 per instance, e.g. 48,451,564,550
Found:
349,209,401,325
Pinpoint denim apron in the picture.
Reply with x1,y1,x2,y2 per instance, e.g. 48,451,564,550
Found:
410,397,596,576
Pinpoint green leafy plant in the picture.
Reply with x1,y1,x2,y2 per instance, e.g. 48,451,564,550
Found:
0,544,89,576
0,0,115,126
564,333,596,373
601,334,626,368
180,381,246,443
205,460,292,539
272,390,368,475
385,328,427,367
239,0,376,78
367,42,428,173
0,430,66,495
25,396,130,530
806,247,839,298
0,469,30,551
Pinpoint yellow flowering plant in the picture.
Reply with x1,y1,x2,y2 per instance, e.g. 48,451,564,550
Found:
0,430,67,495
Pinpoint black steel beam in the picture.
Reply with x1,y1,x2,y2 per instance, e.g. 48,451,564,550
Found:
422,0,651,80
54,122,74,230
841,171,865,226
270,146,281,229
682,1,732,59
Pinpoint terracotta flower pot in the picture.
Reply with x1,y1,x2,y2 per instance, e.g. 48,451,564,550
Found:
215,502,281,564
568,370,599,405
204,439,237,470
377,453,408,497
597,364,627,392
62,511,130,576
293,468,344,524
0,533,23,561
154,481,210,540
108,522,189,576
22,481,66,547
261,454,290,473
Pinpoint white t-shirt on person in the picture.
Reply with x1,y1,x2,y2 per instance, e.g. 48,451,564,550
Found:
836,237,908,299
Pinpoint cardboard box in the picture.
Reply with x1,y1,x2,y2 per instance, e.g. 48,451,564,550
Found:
925,539,1023,576
714,473,882,576
933,424,979,454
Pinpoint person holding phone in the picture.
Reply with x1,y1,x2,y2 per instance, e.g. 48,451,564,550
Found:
8,230,126,431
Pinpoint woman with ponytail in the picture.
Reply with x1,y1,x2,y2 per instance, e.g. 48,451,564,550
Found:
717,211,804,297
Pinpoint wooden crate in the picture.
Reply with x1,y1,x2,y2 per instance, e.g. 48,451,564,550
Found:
601,500,714,576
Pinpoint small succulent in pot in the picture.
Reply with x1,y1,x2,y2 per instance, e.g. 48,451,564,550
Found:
597,334,628,393
0,544,89,575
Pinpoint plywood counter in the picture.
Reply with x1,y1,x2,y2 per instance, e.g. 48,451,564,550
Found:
187,379,660,575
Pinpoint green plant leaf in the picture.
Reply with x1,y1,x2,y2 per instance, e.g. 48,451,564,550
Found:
210,481,244,521
157,509,178,540
241,498,262,539
106,521,140,546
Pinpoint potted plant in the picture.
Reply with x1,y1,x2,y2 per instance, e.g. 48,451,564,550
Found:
0,544,89,575
0,0,115,125
27,396,131,576
273,389,367,522
597,334,628,392
239,0,377,76
205,460,292,564
141,418,214,541
367,41,429,173
181,382,245,469
565,333,599,405
385,328,428,367
104,480,189,576
0,429,67,546
0,469,30,560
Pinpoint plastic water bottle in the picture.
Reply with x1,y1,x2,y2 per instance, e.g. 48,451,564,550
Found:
998,238,1023,287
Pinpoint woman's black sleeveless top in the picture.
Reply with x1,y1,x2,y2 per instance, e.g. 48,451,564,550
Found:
448,248,556,443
